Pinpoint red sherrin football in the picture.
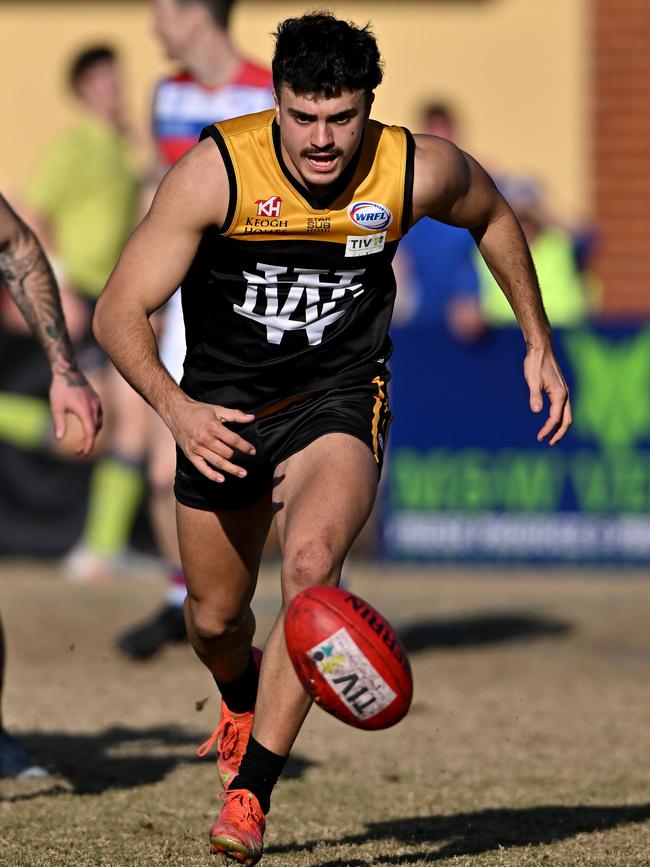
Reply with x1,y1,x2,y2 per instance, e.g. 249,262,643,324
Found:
284,585,413,730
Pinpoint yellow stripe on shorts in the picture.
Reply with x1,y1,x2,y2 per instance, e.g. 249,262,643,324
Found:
371,376,386,464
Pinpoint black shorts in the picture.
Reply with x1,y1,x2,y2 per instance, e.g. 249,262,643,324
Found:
174,379,392,511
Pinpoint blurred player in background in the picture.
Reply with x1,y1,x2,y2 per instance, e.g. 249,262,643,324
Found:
94,12,572,863
21,45,141,583
0,193,101,777
478,174,590,326
393,101,486,341
116,0,273,660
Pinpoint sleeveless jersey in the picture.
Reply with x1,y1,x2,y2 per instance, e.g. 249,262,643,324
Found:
152,61,274,167
181,109,415,412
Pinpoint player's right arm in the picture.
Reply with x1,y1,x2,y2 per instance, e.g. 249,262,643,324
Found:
93,140,256,482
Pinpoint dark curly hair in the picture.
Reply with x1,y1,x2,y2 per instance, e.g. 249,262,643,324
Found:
272,11,383,101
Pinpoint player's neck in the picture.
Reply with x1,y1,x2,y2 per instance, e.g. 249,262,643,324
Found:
181,29,241,87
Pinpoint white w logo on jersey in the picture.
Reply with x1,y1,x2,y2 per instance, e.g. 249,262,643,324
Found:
233,263,366,346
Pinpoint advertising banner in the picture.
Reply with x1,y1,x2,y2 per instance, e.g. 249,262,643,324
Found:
384,324,650,562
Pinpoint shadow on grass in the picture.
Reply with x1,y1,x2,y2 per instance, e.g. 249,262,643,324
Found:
267,803,650,864
1,725,314,798
400,612,571,654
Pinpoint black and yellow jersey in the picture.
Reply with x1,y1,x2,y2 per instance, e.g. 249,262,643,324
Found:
180,108,414,412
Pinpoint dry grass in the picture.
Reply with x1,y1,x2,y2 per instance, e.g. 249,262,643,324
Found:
1,561,649,866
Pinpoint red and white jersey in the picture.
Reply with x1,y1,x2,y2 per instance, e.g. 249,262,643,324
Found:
153,59,274,167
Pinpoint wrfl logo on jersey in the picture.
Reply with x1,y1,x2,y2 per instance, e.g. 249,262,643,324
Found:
348,201,393,232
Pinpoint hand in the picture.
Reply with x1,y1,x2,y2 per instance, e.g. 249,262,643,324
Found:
49,369,103,456
524,344,572,446
169,399,256,482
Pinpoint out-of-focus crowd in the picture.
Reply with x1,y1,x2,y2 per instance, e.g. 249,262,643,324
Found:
393,101,598,338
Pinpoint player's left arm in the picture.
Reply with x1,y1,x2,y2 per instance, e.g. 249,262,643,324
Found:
411,135,571,445
0,194,102,454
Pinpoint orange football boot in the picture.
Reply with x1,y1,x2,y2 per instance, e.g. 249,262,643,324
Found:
209,789,266,865
198,647,262,789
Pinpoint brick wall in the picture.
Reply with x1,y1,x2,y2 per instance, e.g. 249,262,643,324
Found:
593,0,650,315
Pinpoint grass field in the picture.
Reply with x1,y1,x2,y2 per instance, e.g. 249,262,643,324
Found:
1,560,649,866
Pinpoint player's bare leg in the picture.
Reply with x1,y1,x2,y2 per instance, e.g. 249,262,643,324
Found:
181,497,270,864
209,433,378,862
178,497,272,794
254,433,378,755
176,498,272,681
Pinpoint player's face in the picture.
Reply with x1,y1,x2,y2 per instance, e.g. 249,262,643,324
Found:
274,86,372,192
152,0,200,60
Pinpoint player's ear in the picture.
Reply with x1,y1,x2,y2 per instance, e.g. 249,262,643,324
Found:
273,89,280,122
365,92,375,119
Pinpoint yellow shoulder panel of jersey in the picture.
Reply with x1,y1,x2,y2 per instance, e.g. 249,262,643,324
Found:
211,109,409,245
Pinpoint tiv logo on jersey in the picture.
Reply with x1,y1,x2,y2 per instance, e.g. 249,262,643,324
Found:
234,263,365,346
345,232,386,258
348,201,392,232
256,195,282,217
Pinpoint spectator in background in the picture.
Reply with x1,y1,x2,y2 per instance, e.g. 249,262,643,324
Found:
419,100,457,140
478,175,589,326
0,193,101,777
20,45,143,582
116,0,274,659
394,102,486,341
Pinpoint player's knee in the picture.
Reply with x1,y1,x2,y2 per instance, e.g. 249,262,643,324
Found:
283,539,339,597
190,604,253,648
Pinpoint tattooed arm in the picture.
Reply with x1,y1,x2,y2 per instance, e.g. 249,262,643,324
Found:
0,194,102,455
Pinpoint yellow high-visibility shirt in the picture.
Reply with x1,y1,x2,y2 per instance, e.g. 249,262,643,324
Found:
26,114,138,298
477,227,588,327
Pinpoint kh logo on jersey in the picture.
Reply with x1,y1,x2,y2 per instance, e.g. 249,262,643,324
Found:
233,262,365,346
348,201,392,232
256,195,282,217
